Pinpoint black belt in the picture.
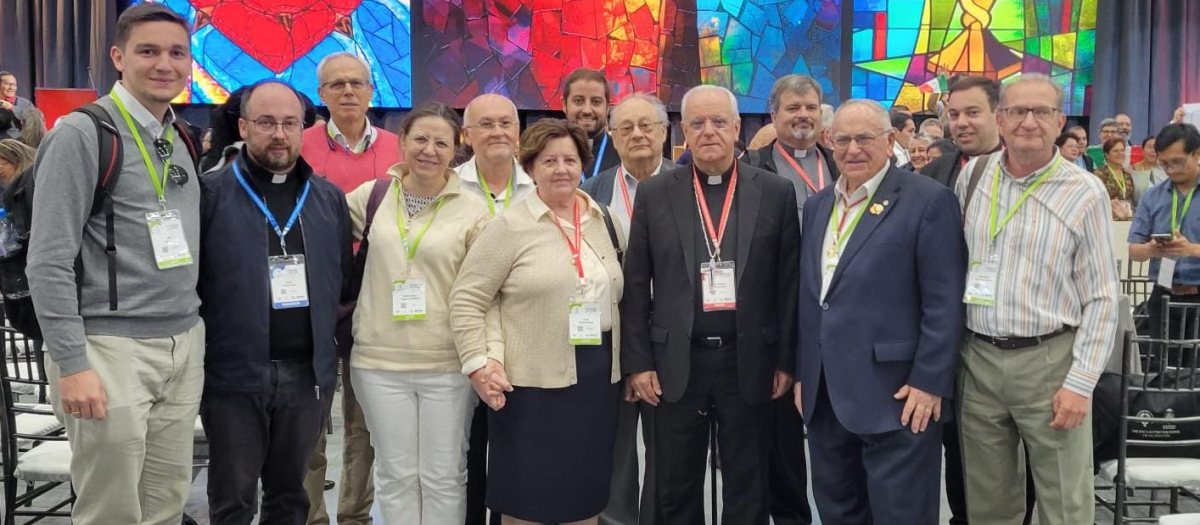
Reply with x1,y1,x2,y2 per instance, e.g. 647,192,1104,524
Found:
693,335,736,350
973,326,1073,350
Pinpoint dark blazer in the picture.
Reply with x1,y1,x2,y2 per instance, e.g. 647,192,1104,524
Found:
621,160,801,404
583,132,622,181
921,148,966,188
798,166,967,435
749,140,841,184
199,156,353,394
580,157,679,203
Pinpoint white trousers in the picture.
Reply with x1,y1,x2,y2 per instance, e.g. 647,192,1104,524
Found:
353,367,478,525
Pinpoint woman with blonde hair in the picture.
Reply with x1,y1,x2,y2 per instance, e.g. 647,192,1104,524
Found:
346,101,492,524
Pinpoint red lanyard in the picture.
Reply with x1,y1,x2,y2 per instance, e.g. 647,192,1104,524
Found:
692,163,739,260
550,197,586,286
837,194,870,235
775,142,824,193
616,166,633,220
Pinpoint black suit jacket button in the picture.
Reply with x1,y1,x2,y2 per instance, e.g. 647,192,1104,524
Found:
821,302,829,311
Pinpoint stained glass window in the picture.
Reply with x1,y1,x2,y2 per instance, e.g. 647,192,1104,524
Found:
850,0,1097,114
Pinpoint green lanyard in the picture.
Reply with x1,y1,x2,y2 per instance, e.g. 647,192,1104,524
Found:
827,188,875,252
477,163,515,216
395,180,446,260
1108,166,1127,199
112,90,174,207
988,155,1062,241
1172,186,1196,231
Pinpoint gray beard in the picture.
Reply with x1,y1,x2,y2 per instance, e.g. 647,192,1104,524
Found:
790,128,816,142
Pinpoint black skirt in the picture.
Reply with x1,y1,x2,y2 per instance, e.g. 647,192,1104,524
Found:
486,333,619,522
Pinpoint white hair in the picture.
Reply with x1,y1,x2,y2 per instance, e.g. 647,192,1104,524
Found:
919,118,943,133
820,103,834,129
681,84,740,120
1000,73,1064,110
609,93,669,126
833,99,892,135
463,93,518,125
316,51,372,85
910,133,935,147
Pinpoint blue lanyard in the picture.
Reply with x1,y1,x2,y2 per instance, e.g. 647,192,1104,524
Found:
232,162,312,255
590,133,608,179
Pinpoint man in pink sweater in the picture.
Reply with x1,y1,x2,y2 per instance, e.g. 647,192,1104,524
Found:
300,51,399,525
301,52,401,193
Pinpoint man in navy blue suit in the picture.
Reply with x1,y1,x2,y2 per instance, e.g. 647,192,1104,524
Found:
795,99,967,525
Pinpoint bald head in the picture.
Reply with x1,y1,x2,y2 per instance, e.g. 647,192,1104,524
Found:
464,93,518,125
239,81,305,174
463,93,520,163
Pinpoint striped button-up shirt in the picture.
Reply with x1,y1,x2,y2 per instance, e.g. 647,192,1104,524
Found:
956,151,1119,397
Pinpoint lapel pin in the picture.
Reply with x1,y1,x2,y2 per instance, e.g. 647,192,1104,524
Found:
882,200,890,206
870,203,884,215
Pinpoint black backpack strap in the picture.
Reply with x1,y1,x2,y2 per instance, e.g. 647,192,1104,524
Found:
962,152,995,217
172,119,202,173
599,203,623,265
363,178,392,239
73,104,123,311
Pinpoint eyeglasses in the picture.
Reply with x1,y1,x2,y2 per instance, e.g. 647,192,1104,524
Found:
686,117,732,132
1157,158,1197,172
832,133,885,149
152,138,189,186
466,120,516,131
322,80,369,92
408,133,455,153
999,106,1060,122
613,121,663,137
249,118,303,135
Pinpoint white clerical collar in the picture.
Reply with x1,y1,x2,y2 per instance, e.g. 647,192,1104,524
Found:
112,81,176,138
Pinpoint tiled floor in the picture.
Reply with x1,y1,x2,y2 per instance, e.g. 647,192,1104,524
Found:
6,386,1199,524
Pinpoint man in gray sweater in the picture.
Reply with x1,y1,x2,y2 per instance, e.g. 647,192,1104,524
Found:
27,4,203,524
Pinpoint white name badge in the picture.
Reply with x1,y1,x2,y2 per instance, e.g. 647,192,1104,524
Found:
269,254,309,309
1157,257,1177,290
700,260,737,311
963,257,1000,306
145,210,193,269
392,277,428,321
568,298,603,345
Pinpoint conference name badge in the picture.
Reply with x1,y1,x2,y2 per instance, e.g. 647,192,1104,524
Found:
268,254,309,309
145,210,193,269
392,276,428,321
568,294,602,346
963,257,999,306
700,260,737,311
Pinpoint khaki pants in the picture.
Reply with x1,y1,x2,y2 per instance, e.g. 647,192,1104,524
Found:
958,333,1095,525
46,320,206,525
305,357,376,525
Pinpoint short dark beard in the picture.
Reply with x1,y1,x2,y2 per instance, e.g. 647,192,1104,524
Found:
250,146,296,174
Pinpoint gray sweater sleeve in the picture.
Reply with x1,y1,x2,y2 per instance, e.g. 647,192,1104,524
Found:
26,114,101,376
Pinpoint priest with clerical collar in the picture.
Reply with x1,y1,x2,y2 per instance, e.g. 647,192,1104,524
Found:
750,74,840,228
620,84,801,524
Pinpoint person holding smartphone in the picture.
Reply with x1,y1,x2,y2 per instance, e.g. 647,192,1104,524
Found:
1128,123,1200,341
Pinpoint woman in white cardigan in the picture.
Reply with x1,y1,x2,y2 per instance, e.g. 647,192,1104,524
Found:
450,119,625,525
346,102,491,524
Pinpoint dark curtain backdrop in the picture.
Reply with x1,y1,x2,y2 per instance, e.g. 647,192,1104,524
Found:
1091,0,1200,142
0,0,121,100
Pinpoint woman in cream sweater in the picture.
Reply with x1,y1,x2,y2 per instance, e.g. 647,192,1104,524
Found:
346,102,491,523
450,119,625,525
